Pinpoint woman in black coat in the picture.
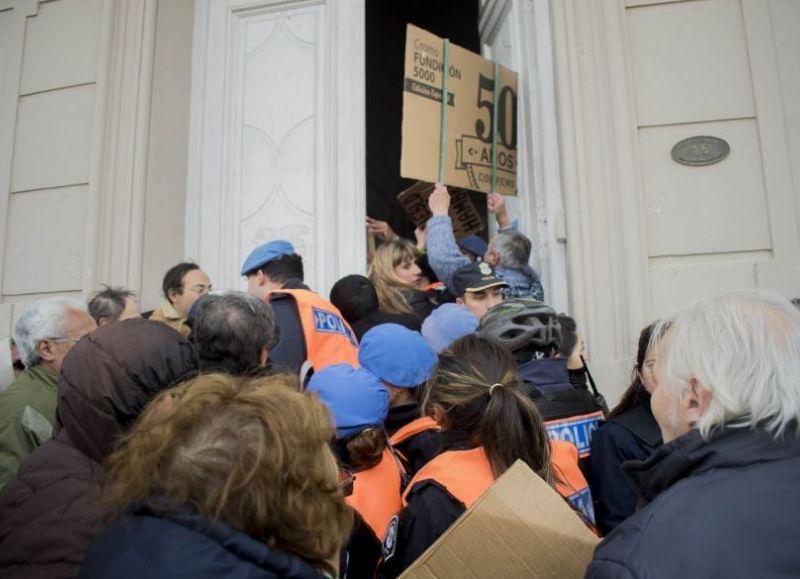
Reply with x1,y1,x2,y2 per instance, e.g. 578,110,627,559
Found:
587,323,662,536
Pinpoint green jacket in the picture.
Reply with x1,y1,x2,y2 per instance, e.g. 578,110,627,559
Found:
0,365,59,490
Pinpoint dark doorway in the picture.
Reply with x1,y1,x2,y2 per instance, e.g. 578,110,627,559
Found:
365,0,485,243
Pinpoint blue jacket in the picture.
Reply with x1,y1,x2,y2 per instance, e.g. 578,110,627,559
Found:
425,215,544,302
586,426,800,579
79,501,331,579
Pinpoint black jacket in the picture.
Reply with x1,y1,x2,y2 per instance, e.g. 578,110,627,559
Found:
377,479,464,579
587,390,661,536
351,311,421,341
518,357,606,468
400,288,435,322
377,433,473,578
79,501,329,579
269,278,310,373
586,426,800,578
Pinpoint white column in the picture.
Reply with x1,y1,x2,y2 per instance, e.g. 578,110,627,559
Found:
551,0,651,398
84,0,158,294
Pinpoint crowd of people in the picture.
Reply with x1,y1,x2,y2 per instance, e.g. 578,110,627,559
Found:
0,183,798,578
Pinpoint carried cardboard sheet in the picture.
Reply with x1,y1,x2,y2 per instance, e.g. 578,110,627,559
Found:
400,461,598,579
401,24,518,196
397,181,484,240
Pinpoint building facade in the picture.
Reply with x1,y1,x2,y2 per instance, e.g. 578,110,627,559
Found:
1,0,798,399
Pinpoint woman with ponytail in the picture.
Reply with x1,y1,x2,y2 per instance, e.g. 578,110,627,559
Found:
378,335,554,577
306,364,406,579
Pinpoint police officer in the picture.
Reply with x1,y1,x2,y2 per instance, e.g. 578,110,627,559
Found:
242,240,358,375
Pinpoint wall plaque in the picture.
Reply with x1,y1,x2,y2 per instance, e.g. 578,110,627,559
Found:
671,136,730,166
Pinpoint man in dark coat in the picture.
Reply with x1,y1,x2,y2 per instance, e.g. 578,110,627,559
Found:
586,290,800,579
0,319,199,579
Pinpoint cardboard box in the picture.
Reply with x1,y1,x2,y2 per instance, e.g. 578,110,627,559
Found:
397,181,484,240
401,24,518,196
400,461,598,579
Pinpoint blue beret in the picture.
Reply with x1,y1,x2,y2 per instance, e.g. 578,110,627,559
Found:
306,364,389,438
358,324,437,388
240,240,295,276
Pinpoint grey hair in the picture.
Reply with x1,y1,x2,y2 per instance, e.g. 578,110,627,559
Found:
488,230,532,269
654,290,800,440
191,292,277,376
88,285,136,324
13,297,89,367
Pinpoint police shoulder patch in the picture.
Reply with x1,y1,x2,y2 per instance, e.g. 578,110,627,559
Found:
382,514,400,561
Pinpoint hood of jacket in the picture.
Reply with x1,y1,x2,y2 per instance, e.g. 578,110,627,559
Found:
496,265,544,301
55,318,199,464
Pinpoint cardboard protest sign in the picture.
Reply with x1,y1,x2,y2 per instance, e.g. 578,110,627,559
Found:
401,24,518,196
400,460,598,579
397,181,484,240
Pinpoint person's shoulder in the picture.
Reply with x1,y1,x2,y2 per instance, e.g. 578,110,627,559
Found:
406,478,463,513
0,372,51,416
594,420,639,445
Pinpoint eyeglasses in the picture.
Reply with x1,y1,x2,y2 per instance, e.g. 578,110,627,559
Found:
338,469,354,497
185,284,212,295
47,337,82,344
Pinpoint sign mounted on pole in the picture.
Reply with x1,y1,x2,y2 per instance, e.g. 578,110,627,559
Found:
400,24,518,196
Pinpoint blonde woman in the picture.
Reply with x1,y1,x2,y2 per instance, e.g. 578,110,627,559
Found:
368,239,434,321
79,373,352,579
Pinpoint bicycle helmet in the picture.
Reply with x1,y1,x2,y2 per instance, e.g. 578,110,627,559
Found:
478,298,562,353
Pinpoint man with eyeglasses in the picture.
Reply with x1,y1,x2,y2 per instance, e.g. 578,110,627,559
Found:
0,297,96,490
150,262,212,337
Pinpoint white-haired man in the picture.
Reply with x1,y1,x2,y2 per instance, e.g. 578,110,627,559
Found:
0,298,96,490
586,290,800,578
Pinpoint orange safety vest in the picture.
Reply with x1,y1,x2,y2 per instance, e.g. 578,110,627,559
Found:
347,448,405,541
389,416,440,446
274,289,359,372
551,439,595,525
401,441,595,523
402,447,495,509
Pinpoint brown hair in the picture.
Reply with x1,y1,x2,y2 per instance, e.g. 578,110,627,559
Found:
345,427,387,471
102,373,352,573
368,239,418,315
421,335,553,483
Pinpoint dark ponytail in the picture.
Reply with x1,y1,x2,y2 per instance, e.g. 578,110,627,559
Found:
422,335,553,484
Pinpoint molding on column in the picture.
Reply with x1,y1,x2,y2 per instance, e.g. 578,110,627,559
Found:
83,0,158,295
0,0,41,294
327,0,366,287
742,1,800,295
551,0,650,393
511,0,570,312
479,0,511,44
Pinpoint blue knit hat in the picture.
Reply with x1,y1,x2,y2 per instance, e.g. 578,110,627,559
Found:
422,303,479,354
358,323,437,388
306,364,389,438
240,240,295,276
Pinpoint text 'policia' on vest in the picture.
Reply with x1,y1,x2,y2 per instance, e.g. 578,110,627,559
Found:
240,240,359,376
478,298,607,466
